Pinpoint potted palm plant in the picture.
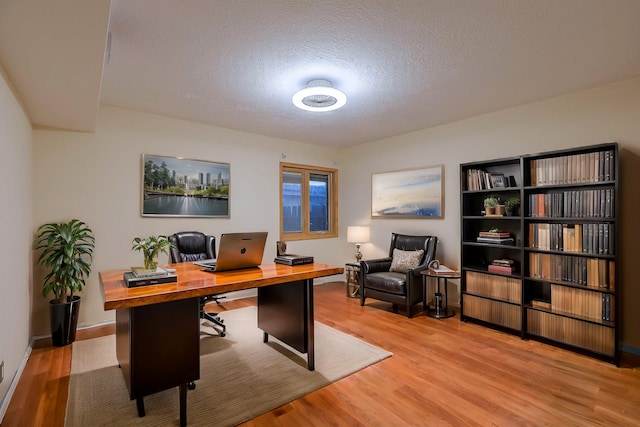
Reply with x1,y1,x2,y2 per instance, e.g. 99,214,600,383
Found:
34,219,95,346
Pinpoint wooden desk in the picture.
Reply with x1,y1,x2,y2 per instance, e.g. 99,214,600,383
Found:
100,262,343,427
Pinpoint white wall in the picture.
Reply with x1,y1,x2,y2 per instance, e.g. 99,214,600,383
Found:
0,68,33,416
30,76,640,351
340,76,640,349
31,106,344,334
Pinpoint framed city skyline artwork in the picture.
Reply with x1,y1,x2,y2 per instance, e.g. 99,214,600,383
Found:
141,154,230,217
371,165,444,219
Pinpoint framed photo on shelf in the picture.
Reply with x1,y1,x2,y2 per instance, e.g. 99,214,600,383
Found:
141,154,230,217
371,165,444,219
490,173,507,188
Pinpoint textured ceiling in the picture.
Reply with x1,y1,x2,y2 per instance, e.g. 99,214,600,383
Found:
2,1,640,148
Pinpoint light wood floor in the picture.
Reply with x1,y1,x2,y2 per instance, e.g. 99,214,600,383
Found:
2,281,639,426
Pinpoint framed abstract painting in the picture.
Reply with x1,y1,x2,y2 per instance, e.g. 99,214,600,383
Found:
371,165,444,219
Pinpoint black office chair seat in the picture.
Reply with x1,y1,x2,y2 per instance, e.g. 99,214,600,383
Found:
168,231,226,337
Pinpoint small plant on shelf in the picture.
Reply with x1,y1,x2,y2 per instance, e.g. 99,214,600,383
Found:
505,197,520,216
483,196,499,215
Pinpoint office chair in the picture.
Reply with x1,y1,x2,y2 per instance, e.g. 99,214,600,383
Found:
168,231,226,337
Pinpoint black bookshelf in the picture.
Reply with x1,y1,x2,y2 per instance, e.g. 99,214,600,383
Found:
460,142,619,365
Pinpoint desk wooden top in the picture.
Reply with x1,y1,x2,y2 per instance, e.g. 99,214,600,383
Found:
100,262,344,310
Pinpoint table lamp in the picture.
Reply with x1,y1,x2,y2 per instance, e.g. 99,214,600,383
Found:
347,226,370,262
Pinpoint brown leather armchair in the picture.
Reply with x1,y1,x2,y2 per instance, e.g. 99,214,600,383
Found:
360,233,437,318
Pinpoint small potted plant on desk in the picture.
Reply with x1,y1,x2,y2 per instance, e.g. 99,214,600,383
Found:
131,235,172,272
505,197,520,216
33,219,95,346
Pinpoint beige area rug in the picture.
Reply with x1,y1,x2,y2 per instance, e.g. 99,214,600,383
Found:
65,306,391,426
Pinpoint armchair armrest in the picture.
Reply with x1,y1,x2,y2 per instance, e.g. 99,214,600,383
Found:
407,264,429,277
360,257,392,274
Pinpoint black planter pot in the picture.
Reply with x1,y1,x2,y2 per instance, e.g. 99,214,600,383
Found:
49,295,81,346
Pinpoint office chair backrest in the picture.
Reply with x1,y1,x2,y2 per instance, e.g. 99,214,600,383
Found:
168,231,216,263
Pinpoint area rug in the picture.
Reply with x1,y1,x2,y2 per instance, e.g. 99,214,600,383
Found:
65,306,392,426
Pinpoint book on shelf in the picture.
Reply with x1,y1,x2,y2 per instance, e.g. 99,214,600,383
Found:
476,236,515,245
478,231,511,238
491,258,514,266
487,264,516,274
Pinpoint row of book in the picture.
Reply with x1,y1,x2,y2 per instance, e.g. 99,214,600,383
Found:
465,169,515,191
528,253,615,289
528,223,614,255
550,284,614,322
527,189,614,218
465,271,521,303
527,310,615,355
529,149,615,187
463,294,522,330
487,258,517,275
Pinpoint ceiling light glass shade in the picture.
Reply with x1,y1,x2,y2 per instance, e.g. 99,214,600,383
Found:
292,79,347,112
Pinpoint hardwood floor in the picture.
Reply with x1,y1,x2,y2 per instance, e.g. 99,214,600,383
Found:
2,281,639,426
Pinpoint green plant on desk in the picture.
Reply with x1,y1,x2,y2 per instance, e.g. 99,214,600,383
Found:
131,235,172,270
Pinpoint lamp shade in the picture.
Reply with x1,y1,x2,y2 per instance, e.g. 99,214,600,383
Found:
347,226,370,243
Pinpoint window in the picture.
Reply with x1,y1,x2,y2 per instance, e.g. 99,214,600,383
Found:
280,162,338,241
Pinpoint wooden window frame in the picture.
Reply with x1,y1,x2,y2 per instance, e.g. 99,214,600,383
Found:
280,162,338,241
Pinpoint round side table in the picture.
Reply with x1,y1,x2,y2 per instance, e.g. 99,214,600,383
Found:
345,262,361,298
421,270,460,319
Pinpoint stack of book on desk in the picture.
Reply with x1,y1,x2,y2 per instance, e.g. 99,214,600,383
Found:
487,259,516,275
476,230,515,245
123,267,178,288
274,254,314,266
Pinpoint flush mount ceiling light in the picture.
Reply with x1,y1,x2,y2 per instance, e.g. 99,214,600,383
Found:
292,79,347,112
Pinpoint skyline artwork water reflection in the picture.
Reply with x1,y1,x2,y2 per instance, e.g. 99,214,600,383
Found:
143,194,229,217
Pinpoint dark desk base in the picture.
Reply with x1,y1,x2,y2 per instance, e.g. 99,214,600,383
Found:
116,297,200,426
115,279,316,426
258,279,314,370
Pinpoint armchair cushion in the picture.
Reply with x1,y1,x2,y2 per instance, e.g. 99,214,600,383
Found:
364,271,407,295
389,248,424,274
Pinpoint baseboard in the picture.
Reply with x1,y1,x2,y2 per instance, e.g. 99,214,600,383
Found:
0,339,33,423
622,344,640,356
